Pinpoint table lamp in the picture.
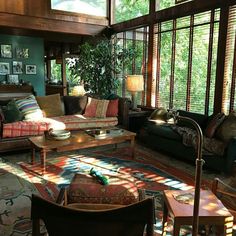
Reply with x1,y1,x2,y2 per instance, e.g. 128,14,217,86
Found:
71,85,86,96
167,109,204,236
126,75,144,110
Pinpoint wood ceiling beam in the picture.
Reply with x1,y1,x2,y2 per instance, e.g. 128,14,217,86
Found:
0,12,106,36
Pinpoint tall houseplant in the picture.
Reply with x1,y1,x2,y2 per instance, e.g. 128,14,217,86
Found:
67,39,135,96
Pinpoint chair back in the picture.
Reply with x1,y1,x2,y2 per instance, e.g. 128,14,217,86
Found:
31,194,155,236
211,178,236,221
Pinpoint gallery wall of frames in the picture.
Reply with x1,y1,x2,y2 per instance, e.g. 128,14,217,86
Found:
0,34,45,96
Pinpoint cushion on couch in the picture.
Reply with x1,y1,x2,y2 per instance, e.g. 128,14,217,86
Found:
36,93,64,117
146,121,181,141
106,99,119,117
2,100,23,123
177,110,208,129
63,96,88,115
216,111,236,142
15,95,44,120
205,112,225,138
84,97,109,118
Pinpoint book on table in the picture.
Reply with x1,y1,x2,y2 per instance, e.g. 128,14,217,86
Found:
86,127,124,139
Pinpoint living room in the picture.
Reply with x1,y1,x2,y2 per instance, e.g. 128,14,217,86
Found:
0,0,235,235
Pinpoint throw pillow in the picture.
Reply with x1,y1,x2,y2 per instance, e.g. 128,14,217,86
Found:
106,99,119,117
36,93,64,117
204,112,225,138
63,96,88,115
84,97,109,118
215,111,236,142
2,100,23,123
15,95,43,120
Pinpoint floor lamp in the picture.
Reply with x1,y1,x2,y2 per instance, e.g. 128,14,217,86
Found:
167,110,204,236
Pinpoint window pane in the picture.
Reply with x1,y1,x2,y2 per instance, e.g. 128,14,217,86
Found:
156,0,193,11
51,0,106,17
114,0,149,23
153,9,219,115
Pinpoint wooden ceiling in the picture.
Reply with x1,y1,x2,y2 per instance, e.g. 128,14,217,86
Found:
0,0,108,43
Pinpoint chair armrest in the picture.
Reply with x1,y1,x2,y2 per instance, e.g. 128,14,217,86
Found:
118,97,131,128
212,178,236,195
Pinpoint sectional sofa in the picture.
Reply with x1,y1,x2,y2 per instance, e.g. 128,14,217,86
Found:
0,86,130,153
139,109,236,174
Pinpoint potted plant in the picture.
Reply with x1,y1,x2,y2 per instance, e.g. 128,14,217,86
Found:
67,39,135,96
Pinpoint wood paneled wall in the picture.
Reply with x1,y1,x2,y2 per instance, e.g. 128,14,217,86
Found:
0,0,108,36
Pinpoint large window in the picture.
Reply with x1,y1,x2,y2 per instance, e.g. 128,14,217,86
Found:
51,0,107,17
222,5,236,113
114,27,149,106
152,9,220,115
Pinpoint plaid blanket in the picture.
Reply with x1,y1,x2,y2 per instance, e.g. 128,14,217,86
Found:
2,115,118,138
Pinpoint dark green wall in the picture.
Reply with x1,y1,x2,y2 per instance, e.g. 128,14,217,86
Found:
0,34,45,95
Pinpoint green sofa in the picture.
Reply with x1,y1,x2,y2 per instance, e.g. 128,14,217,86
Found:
139,110,236,174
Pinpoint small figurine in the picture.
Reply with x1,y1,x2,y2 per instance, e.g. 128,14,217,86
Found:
89,168,109,185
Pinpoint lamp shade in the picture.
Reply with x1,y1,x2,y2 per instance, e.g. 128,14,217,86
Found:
126,75,144,92
71,85,86,96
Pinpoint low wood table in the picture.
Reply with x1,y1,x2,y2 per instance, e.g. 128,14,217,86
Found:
29,129,136,175
162,189,234,236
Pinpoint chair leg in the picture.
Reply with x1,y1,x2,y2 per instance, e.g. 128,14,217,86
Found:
32,219,40,236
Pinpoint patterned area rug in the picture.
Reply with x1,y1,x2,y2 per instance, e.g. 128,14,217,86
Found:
0,144,234,236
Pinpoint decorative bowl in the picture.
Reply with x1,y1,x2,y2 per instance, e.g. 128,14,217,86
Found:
49,130,71,140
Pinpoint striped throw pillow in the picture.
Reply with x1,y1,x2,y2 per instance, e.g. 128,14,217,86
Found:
15,95,44,120
84,97,109,118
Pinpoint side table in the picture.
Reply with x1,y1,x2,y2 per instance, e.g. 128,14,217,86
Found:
162,190,234,236
126,110,152,132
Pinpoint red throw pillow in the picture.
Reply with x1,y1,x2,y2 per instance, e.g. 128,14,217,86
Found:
106,99,119,117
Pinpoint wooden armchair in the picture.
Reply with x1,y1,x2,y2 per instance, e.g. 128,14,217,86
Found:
211,178,236,222
31,194,155,236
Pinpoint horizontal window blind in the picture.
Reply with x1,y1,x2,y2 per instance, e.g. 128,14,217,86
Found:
152,9,220,115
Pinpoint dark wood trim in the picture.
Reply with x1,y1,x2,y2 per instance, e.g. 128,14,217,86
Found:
146,0,156,107
62,54,67,96
110,0,236,34
214,6,230,114
186,14,194,111
170,19,177,109
230,33,236,112
108,0,115,25
0,12,106,36
205,10,215,115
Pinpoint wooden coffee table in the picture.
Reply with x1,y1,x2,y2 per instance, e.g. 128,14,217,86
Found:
28,129,136,174
162,189,234,236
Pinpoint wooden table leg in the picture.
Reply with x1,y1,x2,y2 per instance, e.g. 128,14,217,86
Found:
162,201,168,235
130,137,135,159
31,147,35,165
173,219,181,236
40,149,46,174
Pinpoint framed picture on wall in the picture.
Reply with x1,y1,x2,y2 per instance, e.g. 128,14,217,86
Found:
0,62,10,75
26,64,36,74
7,74,19,84
12,61,23,74
0,44,12,58
16,48,29,58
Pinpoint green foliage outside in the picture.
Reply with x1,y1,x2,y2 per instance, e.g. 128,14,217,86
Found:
115,0,218,114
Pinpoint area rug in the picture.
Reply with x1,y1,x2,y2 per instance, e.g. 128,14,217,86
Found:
0,145,232,236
